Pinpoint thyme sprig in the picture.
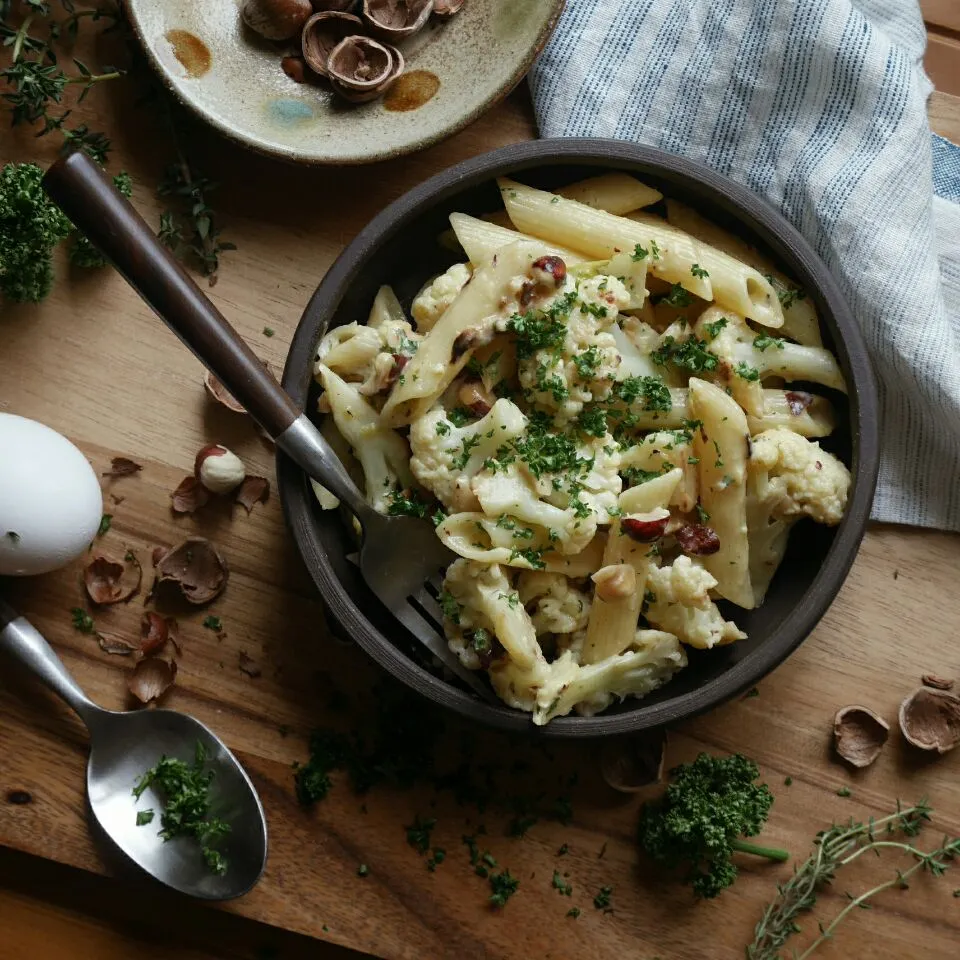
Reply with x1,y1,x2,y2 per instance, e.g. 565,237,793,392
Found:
748,799,960,959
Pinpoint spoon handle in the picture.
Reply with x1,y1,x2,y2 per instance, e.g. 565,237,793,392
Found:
42,150,373,520
0,598,100,725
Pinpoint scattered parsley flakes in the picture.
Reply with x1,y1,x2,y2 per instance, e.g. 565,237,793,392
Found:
135,809,155,826
262,326,275,338
70,607,95,634
447,407,473,427
452,435,481,470
653,283,692,308
784,776,793,786
406,814,437,854
651,335,718,373
566,907,581,919
97,514,112,537
593,885,613,910
837,786,852,798
704,316,728,340
427,847,446,872
489,869,520,908
753,333,785,351
438,590,461,624
357,863,370,877
695,503,710,524
573,345,601,378
650,240,661,260
436,420,451,437
691,263,709,279
574,405,607,438
202,615,222,632
557,843,569,856
609,374,672,412
631,243,648,261
735,361,761,381
552,870,573,896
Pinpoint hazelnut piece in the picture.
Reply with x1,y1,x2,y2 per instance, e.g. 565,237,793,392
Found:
591,563,637,602
301,11,363,76
458,381,493,418
242,0,313,40
362,0,433,42
194,444,246,495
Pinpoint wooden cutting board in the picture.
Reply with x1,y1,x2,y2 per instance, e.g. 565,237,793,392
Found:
2,70,960,959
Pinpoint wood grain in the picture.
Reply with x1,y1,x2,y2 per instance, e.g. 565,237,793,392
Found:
925,32,960,98
922,0,960,34
1,23,960,960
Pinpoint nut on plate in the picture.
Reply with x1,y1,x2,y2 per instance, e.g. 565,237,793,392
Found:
833,704,889,768
327,35,404,103
362,0,433,42
301,10,363,76
242,0,313,40
195,444,246,495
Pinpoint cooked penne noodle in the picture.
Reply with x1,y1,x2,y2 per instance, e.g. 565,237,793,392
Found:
556,172,663,214
747,389,837,438
450,212,586,268
689,378,754,609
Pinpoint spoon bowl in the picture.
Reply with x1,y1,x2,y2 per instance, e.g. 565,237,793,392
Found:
0,598,268,900
86,708,267,900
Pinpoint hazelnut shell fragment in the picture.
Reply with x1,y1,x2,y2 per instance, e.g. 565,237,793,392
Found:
103,457,142,477
362,0,433,42
239,651,262,678
236,476,271,513
171,476,210,514
301,11,363,75
921,674,954,691
600,730,666,793
97,633,137,656
433,0,465,16
833,705,889,768
327,35,404,102
128,657,177,704
204,371,247,414
140,612,176,656
84,552,142,605
242,0,313,40
899,688,960,754
155,537,229,606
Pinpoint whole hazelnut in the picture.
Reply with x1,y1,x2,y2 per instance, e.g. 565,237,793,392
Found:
194,444,246,495
591,563,637,602
242,0,313,40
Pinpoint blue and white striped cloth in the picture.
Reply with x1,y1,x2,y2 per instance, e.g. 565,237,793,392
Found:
530,0,960,532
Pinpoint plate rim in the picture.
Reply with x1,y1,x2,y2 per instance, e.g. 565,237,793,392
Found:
125,0,567,165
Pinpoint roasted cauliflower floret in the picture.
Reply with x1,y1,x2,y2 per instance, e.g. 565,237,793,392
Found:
409,399,528,511
644,556,746,649
517,571,591,635
511,275,628,421
749,428,851,526
411,262,472,332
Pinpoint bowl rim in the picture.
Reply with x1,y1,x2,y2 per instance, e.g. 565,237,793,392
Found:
279,139,880,737
124,0,567,166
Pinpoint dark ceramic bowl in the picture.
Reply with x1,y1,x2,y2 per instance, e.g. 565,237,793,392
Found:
278,140,879,737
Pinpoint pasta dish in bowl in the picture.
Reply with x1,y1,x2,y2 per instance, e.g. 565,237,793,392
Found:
280,142,878,735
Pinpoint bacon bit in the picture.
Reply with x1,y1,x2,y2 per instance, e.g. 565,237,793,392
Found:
382,352,409,392
922,674,955,691
103,457,142,478
785,391,813,416
84,552,142,605
675,524,721,556
236,476,270,513
239,651,262,678
204,371,247,413
621,515,669,542
152,546,168,567
458,381,493,418
171,476,210,514
128,657,177,704
140,612,173,655
155,537,229,605
815,461,822,471
530,255,566,288
519,280,536,307
96,632,137,656
452,329,478,360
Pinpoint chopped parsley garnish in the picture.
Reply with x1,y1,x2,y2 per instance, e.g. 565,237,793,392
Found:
357,863,370,877
506,292,576,359
837,786,852,798
631,243,648,261
691,263,709,279
580,300,609,320
535,363,569,403
465,356,484,376
593,885,613,910
294,730,350,805
735,361,761,381
574,406,608,438
651,336,718,373
426,848,446,871
71,607,95,634
471,629,492,656
489,869,520,908
447,407,473,427
765,274,806,311
573,345,601,378
498,592,520,609
386,487,433,519
622,467,664,487
753,333,785,352
695,503,710,523
567,907,581,919
452,435,481,470
508,547,546,570
552,870,573,896
262,326,275,338
405,815,437,854
435,420,451,436
97,514,112,537
650,240,661,260
652,283,692,308
397,333,420,356
135,809,155,826
641,588,657,614
609,374,672,412
438,590,461,624
557,843,569,856
132,741,231,876
704,316,728,340
202,615,222,632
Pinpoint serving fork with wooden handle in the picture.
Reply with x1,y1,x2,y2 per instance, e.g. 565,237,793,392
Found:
43,149,494,703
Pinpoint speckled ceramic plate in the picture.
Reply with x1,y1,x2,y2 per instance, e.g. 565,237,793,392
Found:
126,1,565,165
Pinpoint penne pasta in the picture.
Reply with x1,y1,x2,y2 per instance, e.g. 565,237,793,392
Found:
556,172,663,214
449,212,585,268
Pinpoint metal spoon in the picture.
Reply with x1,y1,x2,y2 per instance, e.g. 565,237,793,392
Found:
0,597,267,900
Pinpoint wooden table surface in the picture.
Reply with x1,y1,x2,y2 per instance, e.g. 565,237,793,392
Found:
2,9,960,960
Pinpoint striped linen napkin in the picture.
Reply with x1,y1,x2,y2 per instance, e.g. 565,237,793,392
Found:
530,0,960,532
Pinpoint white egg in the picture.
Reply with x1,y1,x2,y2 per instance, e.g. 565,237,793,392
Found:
0,413,104,576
